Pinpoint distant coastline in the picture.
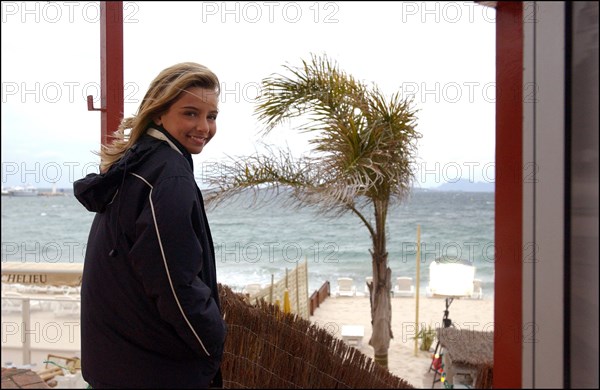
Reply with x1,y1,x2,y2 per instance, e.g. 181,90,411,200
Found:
3,180,495,195
1,187,71,197
420,179,495,193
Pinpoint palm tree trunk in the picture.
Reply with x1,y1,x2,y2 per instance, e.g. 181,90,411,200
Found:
368,198,393,368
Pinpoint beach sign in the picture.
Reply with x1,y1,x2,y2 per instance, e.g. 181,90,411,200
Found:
1,262,83,287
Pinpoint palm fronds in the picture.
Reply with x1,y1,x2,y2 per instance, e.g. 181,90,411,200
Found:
208,54,421,219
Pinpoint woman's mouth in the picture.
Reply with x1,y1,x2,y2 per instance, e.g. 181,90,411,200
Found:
189,135,207,145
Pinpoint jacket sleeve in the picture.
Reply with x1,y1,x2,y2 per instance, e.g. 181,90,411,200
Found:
128,174,226,359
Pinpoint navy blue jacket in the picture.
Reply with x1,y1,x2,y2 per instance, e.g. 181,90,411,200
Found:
74,127,226,388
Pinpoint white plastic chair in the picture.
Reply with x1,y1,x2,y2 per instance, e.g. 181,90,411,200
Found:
393,276,415,297
335,277,356,297
470,279,483,299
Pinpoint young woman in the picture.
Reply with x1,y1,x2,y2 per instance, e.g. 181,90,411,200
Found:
74,62,227,388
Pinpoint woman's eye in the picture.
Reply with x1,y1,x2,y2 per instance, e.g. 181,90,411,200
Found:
208,114,218,120
184,111,198,117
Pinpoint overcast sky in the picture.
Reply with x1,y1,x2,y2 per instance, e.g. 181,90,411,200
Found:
1,1,496,189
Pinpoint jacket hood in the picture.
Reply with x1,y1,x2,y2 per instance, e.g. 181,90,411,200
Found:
74,138,155,213
74,125,193,213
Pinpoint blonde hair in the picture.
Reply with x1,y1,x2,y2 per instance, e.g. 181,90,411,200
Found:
99,62,220,172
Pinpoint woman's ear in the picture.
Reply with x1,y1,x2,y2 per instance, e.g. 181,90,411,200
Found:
153,117,162,126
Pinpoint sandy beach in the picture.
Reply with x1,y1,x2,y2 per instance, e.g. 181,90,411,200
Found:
310,293,494,388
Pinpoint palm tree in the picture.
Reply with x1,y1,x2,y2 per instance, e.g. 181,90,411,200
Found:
206,54,421,368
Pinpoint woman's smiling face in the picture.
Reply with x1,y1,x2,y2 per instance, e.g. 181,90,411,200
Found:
155,87,219,154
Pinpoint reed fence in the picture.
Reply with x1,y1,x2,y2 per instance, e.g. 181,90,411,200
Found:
245,261,310,319
219,284,413,389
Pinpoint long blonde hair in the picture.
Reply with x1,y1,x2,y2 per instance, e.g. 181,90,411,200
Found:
99,62,220,172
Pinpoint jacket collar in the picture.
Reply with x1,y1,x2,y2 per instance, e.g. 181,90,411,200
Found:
147,124,194,171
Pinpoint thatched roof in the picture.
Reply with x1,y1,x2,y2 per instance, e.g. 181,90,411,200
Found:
437,327,493,368
437,327,494,389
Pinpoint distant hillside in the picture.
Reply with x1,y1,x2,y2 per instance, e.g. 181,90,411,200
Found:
432,179,495,192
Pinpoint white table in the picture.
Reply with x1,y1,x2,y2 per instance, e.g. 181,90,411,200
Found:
341,325,364,347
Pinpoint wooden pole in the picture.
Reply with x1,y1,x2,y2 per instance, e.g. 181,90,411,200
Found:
99,1,123,147
295,262,300,315
269,274,274,304
304,258,310,318
414,224,421,356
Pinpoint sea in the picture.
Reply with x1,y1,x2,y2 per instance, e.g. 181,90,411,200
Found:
1,189,495,298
